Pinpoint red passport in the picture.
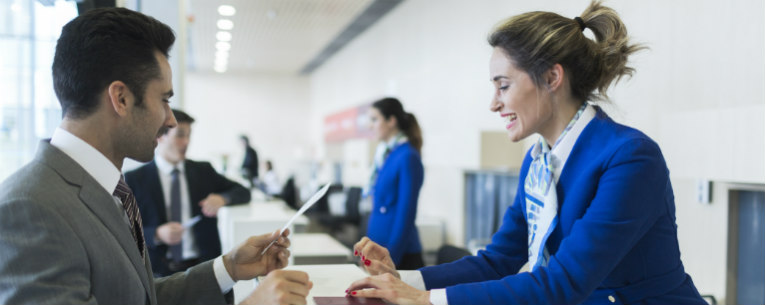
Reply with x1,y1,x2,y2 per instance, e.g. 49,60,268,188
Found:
313,296,390,305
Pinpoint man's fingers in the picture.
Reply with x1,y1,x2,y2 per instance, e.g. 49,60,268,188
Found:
274,279,311,298
280,270,310,284
283,293,308,305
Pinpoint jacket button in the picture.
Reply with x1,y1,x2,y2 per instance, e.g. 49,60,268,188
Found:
608,295,615,303
380,207,387,214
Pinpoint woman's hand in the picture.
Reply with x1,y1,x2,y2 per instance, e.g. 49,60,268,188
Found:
346,273,431,305
353,237,399,278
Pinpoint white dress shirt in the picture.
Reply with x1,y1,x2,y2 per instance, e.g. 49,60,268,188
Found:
49,127,235,293
262,170,281,195
402,104,597,305
154,156,199,260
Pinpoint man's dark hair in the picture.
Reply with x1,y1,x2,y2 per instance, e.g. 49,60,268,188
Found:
160,109,194,135
52,7,175,119
239,135,250,146
172,109,195,125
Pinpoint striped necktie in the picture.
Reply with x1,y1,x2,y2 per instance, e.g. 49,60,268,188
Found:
169,168,183,262
114,177,145,258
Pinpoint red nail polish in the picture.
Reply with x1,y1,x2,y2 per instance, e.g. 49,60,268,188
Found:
362,255,366,260
351,291,357,295
354,250,358,256
345,289,349,293
364,259,371,266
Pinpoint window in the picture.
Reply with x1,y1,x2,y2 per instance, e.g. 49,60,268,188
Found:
0,0,77,180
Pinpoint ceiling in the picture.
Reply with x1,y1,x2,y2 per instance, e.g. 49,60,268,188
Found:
187,0,381,75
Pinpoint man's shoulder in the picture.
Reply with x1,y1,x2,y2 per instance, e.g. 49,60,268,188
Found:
184,159,216,172
0,160,69,205
124,161,156,178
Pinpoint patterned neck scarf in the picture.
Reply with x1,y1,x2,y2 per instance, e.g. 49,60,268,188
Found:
363,133,408,198
525,103,587,270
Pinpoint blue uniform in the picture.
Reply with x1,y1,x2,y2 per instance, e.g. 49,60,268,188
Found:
420,109,705,304
367,142,424,265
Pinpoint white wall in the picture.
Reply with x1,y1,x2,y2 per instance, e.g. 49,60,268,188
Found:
308,0,765,302
183,72,311,182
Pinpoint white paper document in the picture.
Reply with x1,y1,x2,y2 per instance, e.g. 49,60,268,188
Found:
260,183,332,255
183,215,202,229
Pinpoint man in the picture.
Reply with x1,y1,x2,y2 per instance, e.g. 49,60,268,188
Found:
126,109,250,277
239,135,259,187
0,8,311,305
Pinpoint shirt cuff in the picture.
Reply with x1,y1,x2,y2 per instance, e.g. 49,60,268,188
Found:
399,270,426,290
213,256,236,293
399,271,448,305
430,288,448,305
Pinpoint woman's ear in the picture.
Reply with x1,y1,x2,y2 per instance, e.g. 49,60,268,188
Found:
544,63,565,92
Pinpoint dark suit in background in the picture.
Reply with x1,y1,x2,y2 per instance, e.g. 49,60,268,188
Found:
126,160,250,276
242,145,259,181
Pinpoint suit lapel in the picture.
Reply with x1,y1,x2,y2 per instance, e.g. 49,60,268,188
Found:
184,160,203,216
146,162,168,222
38,142,153,300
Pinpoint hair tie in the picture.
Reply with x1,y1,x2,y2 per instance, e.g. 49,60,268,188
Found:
574,17,586,32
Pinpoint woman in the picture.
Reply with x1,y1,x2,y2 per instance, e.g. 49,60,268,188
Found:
347,2,705,304
364,97,425,270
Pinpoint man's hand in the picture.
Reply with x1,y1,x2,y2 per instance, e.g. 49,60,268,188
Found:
347,273,431,305
353,237,399,278
199,193,226,217
155,222,184,245
239,270,313,305
223,229,291,281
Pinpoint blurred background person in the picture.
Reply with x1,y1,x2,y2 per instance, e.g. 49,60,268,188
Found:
239,134,259,188
261,160,282,196
126,109,251,276
364,97,425,270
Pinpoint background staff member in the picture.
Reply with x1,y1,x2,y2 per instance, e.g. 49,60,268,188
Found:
126,109,251,277
364,97,425,270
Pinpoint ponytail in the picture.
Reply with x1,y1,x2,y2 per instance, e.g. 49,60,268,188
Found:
402,113,422,153
579,1,645,100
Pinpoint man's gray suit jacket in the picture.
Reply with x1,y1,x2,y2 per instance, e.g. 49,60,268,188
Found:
0,141,229,305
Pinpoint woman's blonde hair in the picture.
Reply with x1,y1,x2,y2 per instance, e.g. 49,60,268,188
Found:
488,1,645,101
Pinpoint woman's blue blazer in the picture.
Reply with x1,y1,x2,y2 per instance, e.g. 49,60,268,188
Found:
420,108,705,304
368,142,424,265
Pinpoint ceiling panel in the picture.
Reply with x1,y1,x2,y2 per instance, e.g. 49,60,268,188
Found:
188,0,373,74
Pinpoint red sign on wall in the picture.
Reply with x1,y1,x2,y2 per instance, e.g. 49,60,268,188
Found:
324,104,374,142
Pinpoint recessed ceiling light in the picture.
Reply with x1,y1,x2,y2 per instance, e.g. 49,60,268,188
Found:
217,19,234,30
216,41,231,52
218,5,236,16
214,65,227,73
215,50,229,59
216,31,232,42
